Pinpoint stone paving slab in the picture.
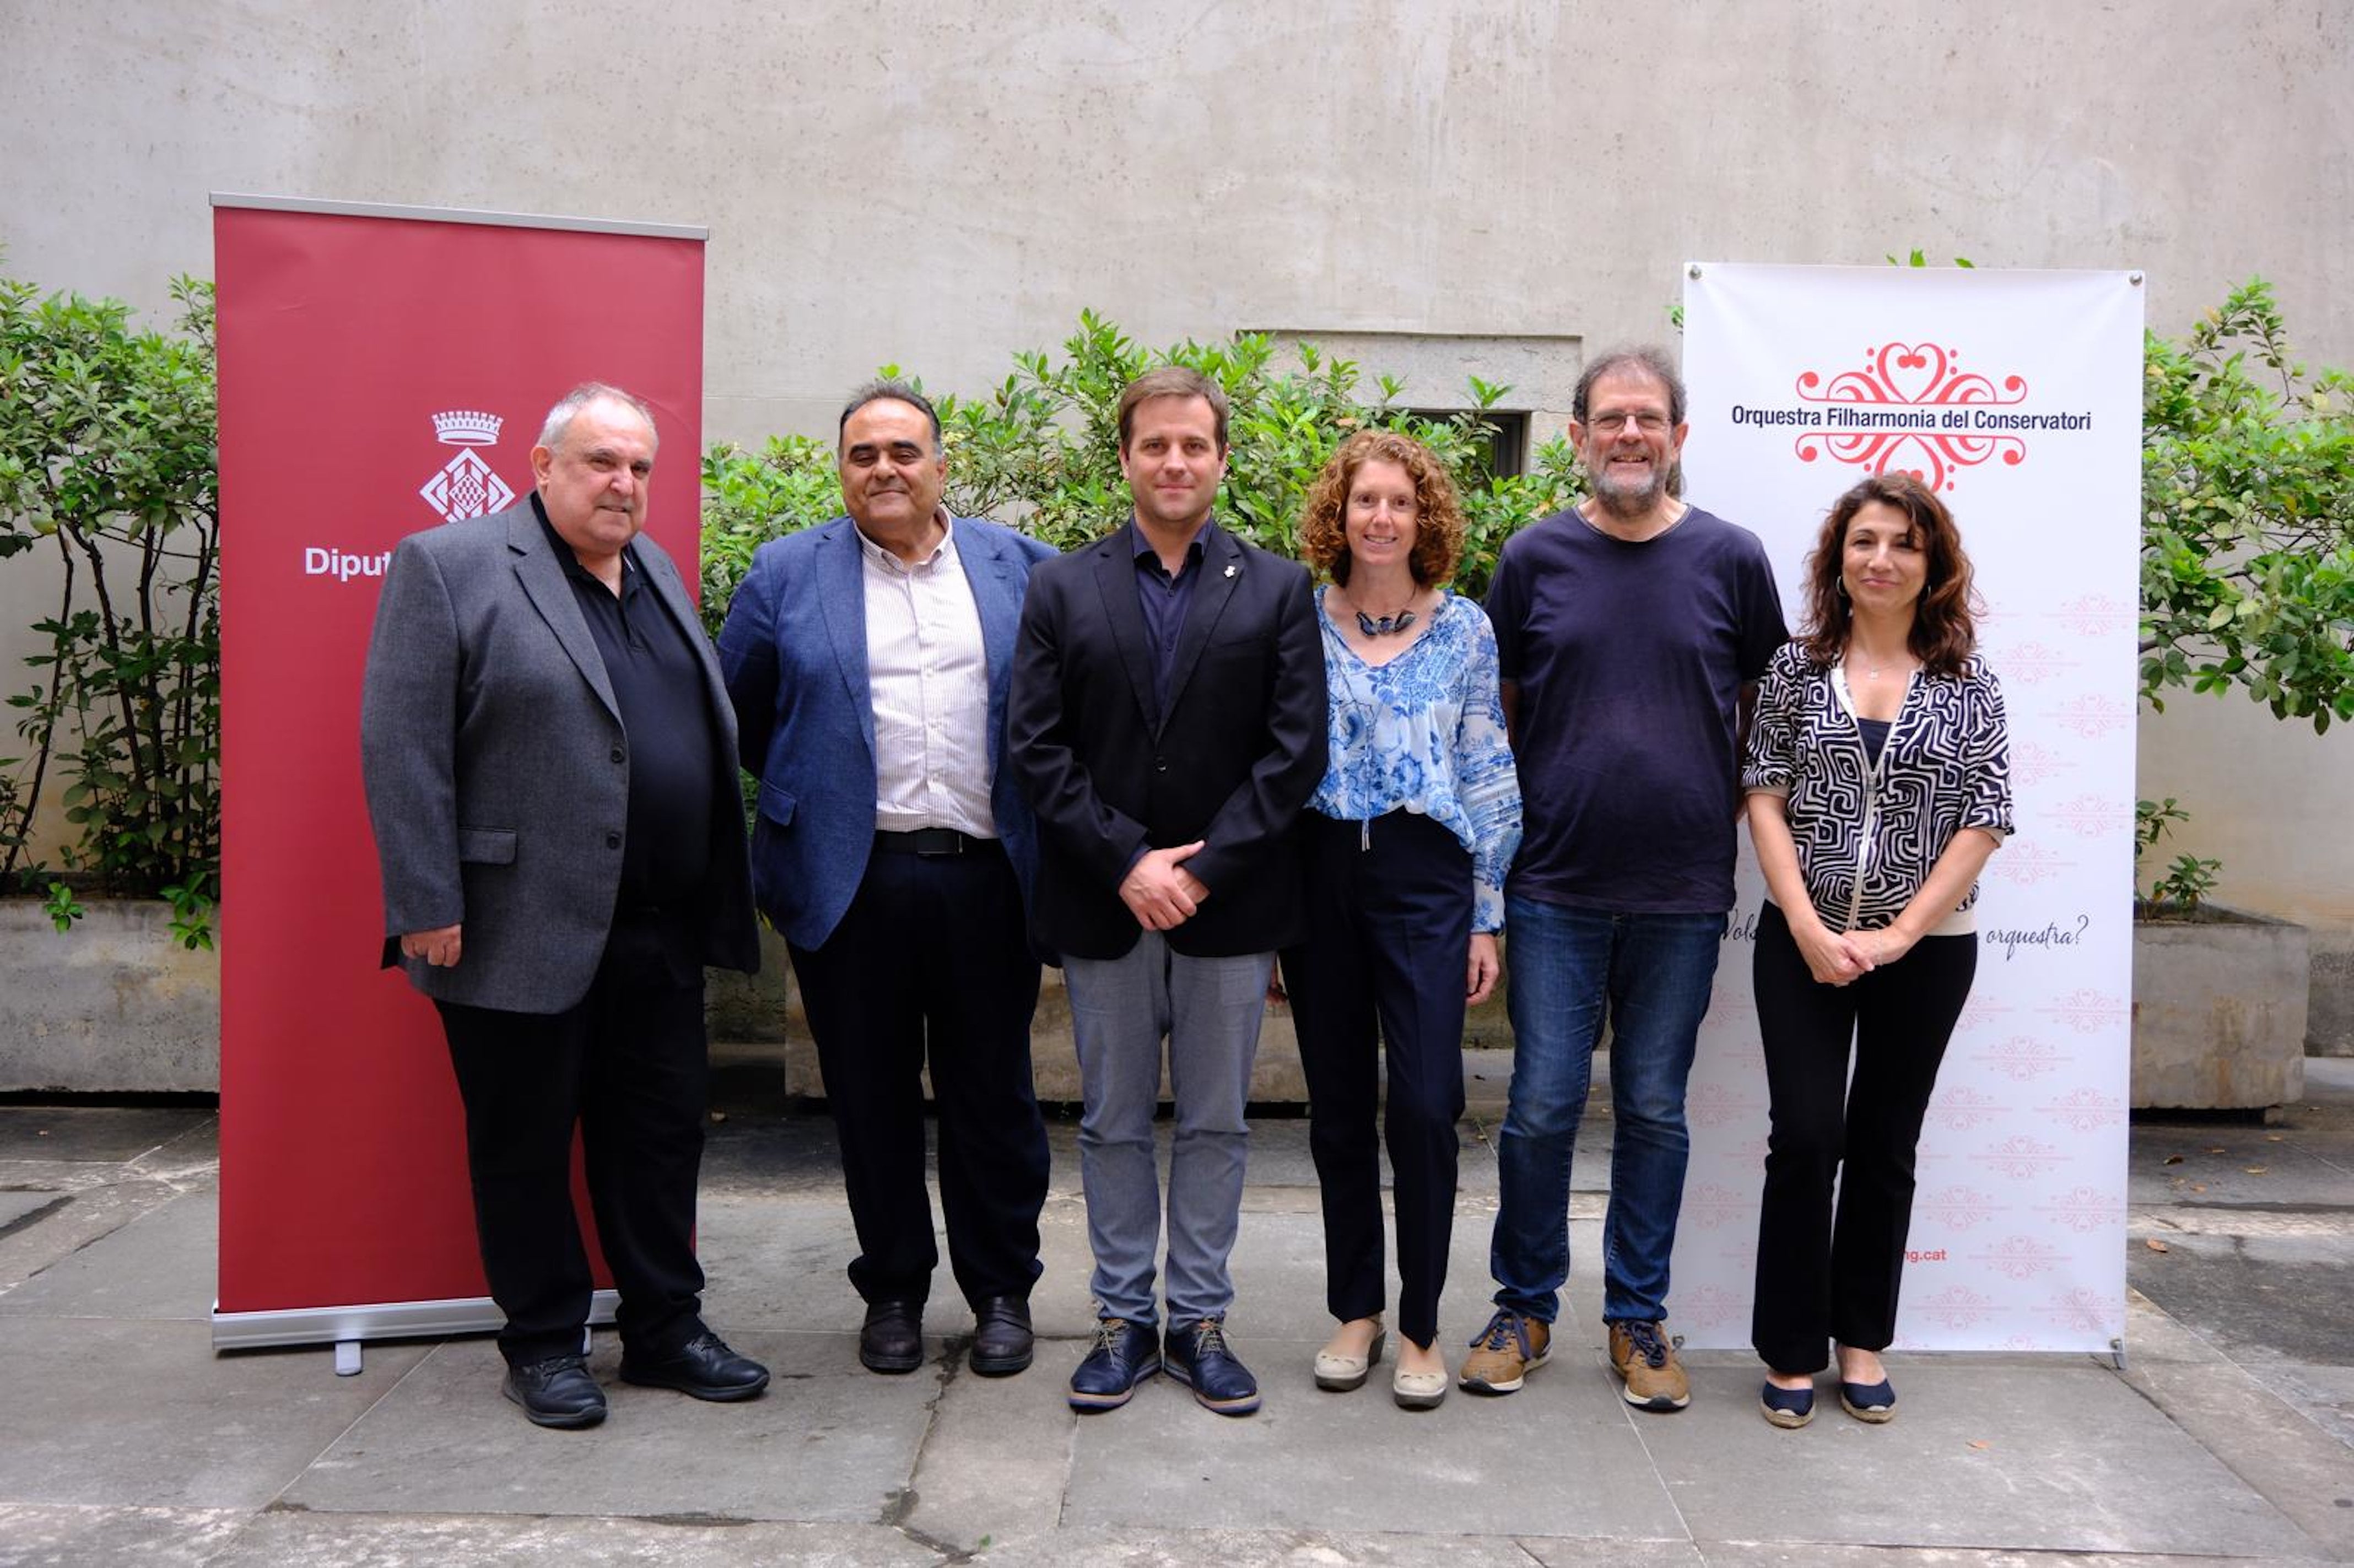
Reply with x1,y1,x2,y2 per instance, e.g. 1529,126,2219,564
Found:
989,1529,1701,1566
2129,1221,2354,1367
1681,1549,2335,1568
0,1317,428,1510
0,1174,196,1296
0,1503,249,1568
283,1332,932,1526
1643,1359,2320,1559
2131,1129,2354,1209
0,1186,215,1320
0,1190,62,1231
195,1509,942,1567
1062,1344,1687,1540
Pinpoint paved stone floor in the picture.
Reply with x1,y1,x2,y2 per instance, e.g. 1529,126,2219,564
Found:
1,1057,2350,1565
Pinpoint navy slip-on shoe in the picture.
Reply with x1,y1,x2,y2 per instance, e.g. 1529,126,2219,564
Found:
1839,1377,1897,1423
1760,1379,1816,1429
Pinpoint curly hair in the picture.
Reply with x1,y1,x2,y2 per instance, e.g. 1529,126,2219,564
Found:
1797,471,1980,677
1298,429,1466,588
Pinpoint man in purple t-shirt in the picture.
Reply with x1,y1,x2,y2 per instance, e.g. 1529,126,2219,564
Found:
1460,347,1785,1413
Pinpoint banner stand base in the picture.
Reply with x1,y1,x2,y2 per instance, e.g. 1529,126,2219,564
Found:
212,1288,620,1362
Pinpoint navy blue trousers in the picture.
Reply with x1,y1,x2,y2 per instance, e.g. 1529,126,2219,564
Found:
1282,810,1473,1349
789,841,1049,1310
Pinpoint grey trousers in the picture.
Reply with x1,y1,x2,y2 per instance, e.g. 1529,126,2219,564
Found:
1062,932,1275,1326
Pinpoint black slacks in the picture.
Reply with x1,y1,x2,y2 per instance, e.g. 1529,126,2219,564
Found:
436,913,711,1369
1750,900,1978,1374
788,839,1049,1309
1282,810,1472,1349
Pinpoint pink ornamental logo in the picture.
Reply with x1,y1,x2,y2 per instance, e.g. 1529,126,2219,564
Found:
1791,343,2039,490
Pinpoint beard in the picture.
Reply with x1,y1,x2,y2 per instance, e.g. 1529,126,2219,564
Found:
1590,456,1680,518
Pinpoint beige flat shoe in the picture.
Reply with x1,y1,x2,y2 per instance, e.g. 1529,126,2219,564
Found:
1313,1319,1386,1392
1392,1358,1448,1410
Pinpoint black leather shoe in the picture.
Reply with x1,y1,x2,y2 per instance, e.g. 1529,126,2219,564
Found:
860,1299,925,1374
1068,1317,1160,1411
503,1353,607,1429
969,1295,1034,1377
1164,1316,1261,1415
618,1331,770,1402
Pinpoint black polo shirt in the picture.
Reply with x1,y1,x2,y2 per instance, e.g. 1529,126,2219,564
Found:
536,501,714,915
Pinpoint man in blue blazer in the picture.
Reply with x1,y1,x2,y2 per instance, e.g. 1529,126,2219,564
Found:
719,381,1055,1379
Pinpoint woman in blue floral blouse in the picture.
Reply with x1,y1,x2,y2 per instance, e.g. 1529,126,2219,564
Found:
1279,429,1521,1410
1742,471,2011,1429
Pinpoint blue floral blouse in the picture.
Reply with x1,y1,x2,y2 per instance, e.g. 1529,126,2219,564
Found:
1308,588,1523,932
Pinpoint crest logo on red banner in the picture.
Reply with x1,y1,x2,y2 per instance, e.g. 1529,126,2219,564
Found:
418,409,516,521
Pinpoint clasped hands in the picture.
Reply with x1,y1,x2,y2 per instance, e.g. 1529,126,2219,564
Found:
1120,841,1209,931
1795,919,1914,987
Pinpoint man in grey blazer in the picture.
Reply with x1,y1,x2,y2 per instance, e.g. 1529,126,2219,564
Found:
361,383,767,1429
719,381,1054,1380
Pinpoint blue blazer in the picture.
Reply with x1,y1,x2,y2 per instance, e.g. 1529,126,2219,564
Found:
718,514,1057,951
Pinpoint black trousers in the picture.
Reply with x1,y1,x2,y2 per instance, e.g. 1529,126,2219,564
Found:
436,914,710,1369
1282,810,1472,1349
1750,900,1978,1374
788,839,1048,1309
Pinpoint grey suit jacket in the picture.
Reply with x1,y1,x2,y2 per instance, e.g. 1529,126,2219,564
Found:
359,496,758,1014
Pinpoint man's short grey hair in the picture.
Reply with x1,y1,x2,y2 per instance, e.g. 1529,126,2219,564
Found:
1572,347,1687,429
838,379,943,453
537,382,660,453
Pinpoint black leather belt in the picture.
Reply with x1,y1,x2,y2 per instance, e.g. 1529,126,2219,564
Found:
874,828,996,857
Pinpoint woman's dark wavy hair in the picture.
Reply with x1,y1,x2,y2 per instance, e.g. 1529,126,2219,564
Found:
1798,471,1980,677
1298,428,1466,588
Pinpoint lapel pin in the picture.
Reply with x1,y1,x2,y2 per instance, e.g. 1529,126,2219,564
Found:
1224,564,1239,578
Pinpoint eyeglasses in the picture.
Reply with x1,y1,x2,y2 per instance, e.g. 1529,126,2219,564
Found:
1584,410,1671,434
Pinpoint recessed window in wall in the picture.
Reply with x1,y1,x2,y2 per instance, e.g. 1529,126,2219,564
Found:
1403,406,1530,478
1254,329,1583,478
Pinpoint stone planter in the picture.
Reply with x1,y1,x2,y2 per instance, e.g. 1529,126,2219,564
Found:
2132,907,2309,1113
0,897,220,1093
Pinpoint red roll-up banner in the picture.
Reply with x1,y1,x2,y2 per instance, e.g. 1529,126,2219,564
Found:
212,197,705,1348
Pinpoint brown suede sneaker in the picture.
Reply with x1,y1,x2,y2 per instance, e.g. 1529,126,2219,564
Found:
1608,1320,1691,1411
1459,1308,1551,1395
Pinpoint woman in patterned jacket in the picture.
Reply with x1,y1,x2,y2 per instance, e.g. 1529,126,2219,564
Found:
1278,429,1521,1410
1742,470,2011,1429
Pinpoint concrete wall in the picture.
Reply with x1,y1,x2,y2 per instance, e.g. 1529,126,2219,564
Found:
4,1,2351,1029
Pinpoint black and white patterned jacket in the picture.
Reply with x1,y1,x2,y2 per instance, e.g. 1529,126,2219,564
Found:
1741,640,2012,932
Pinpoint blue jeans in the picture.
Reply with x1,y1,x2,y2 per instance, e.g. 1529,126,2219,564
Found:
1489,897,1723,1326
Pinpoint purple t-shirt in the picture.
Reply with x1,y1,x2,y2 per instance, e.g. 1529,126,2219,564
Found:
1486,504,1786,913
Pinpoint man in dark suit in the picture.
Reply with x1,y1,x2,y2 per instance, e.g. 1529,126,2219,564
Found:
718,380,1055,1380
1008,366,1327,1416
361,382,768,1429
